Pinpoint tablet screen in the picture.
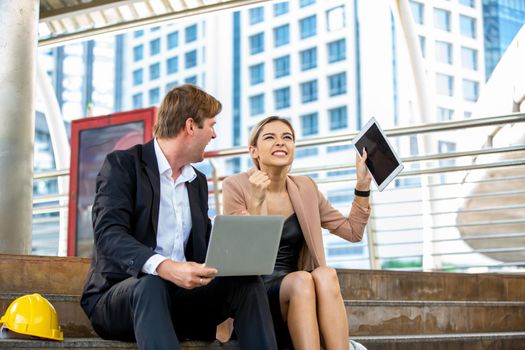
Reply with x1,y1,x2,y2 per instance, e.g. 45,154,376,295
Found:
354,122,401,187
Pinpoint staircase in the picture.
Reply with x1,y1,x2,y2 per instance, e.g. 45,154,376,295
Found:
1,254,524,349
338,269,525,349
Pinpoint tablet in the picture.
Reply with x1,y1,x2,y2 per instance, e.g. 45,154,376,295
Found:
352,117,404,191
204,215,285,276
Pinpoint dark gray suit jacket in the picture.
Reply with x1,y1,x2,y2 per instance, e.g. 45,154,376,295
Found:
80,139,211,317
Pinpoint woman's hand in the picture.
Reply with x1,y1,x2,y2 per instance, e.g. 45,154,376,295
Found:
355,148,372,191
248,170,271,204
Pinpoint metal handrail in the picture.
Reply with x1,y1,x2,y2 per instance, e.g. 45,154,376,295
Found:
31,114,525,272
202,113,525,158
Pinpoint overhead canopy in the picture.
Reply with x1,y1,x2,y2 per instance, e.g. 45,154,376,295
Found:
39,0,268,47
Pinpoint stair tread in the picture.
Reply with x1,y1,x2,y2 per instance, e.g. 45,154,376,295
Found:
0,338,238,348
2,332,525,348
352,331,525,342
344,299,525,306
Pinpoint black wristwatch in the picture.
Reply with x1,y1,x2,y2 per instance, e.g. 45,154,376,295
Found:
354,189,370,197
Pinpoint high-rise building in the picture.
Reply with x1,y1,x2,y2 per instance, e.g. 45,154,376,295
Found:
34,0,524,264
483,0,525,79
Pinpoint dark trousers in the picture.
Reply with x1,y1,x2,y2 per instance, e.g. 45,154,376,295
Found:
89,274,277,350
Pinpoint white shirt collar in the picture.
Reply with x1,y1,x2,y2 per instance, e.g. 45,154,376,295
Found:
154,138,197,183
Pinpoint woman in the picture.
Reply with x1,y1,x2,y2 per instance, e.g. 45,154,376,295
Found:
221,116,372,349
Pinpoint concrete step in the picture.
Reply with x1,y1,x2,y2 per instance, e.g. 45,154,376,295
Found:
0,293,95,338
345,300,525,335
337,269,525,301
0,255,90,295
3,292,524,338
1,333,525,350
0,338,237,349
2,255,525,345
354,332,525,350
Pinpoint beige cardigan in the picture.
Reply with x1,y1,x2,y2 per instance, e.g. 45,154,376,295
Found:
222,169,371,271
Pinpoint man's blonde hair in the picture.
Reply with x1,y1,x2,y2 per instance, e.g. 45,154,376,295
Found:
153,84,222,138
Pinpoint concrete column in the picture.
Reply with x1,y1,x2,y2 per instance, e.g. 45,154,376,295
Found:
0,1,40,254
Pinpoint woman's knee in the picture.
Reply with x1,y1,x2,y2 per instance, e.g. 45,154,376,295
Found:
311,266,340,295
283,271,315,299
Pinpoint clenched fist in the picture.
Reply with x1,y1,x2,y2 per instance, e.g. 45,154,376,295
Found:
248,170,271,204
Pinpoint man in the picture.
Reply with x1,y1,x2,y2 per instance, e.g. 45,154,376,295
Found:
80,84,277,350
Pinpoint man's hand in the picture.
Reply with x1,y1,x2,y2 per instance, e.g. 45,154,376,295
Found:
248,170,271,204
156,260,217,289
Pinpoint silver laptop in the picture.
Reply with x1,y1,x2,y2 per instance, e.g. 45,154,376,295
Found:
204,215,285,276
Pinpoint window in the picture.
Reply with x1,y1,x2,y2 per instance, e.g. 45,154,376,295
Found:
435,40,453,64
327,144,352,153
249,63,264,85
438,140,456,183
300,80,318,103
134,30,144,38
300,15,317,39
461,47,478,70
328,39,346,63
167,32,179,49
133,45,143,62
463,79,479,101
185,76,197,84
410,1,424,25
167,56,178,74
327,244,363,256
301,112,318,136
326,5,345,31
149,63,160,80
418,35,426,58
300,47,317,70
185,24,197,43
132,93,143,109
274,55,290,78
274,2,289,16
460,15,476,38
274,24,290,47
249,33,264,54
249,7,264,24
434,8,451,32
327,170,354,177
329,106,348,130
151,26,160,32
328,72,347,96
274,87,290,110
150,38,161,55
249,94,265,116
459,0,475,7
437,107,454,121
300,0,315,7
185,50,197,68
166,81,178,92
296,147,318,158
132,69,143,86
149,88,160,105
436,73,453,96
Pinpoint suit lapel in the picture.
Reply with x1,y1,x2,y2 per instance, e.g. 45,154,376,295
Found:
142,140,160,236
186,175,206,263
286,177,321,265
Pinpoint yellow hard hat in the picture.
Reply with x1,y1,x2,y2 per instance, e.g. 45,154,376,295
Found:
0,293,64,341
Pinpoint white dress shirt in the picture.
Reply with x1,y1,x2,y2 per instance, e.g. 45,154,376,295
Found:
141,138,197,275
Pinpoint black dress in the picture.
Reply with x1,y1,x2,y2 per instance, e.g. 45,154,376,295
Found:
262,213,305,349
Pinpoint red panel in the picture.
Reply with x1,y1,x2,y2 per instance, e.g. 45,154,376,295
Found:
67,108,157,256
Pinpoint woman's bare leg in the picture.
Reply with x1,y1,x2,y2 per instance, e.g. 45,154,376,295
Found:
311,266,348,350
279,271,320,350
